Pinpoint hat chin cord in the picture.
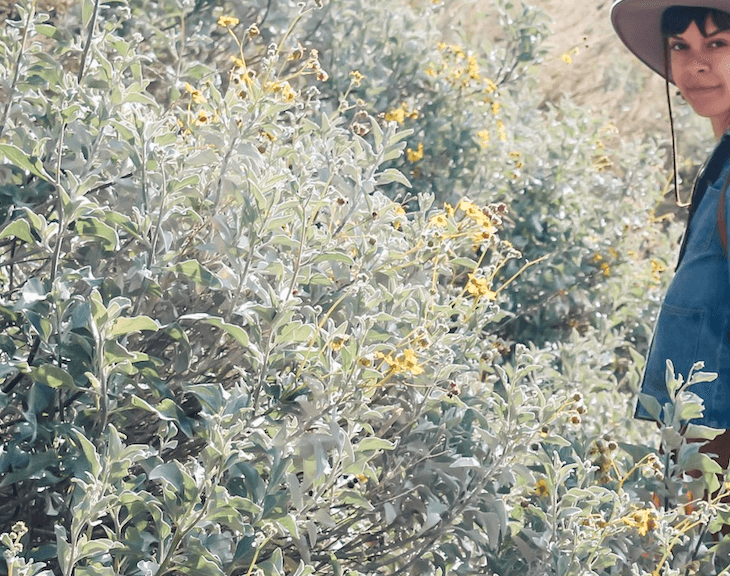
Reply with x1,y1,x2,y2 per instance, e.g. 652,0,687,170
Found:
664,42,691,208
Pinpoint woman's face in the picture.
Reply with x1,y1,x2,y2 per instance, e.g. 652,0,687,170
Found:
670,16,730,137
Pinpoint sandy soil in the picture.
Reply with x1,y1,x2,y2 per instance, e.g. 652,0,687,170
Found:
531,0,672,136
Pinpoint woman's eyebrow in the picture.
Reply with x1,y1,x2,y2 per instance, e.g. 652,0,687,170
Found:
668,28,727,41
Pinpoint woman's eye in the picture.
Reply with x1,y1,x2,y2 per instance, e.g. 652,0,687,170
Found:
710,40,728,48
670,42,687,51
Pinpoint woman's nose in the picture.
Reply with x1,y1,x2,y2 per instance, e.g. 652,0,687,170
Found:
690,53,710,73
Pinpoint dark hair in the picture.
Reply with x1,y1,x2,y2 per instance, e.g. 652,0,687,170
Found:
661,6,730,37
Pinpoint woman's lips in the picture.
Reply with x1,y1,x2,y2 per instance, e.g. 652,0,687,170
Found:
686,86,720,94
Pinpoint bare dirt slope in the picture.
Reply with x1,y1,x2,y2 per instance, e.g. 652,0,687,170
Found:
530,0,671,137
447,0,708,140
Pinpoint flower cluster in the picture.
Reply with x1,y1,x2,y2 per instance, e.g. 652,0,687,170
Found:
384,102,419,124
264,81,297,102
330,335,350,352
592,251,617,278
217,15,240,28
406,142,424,162
184,82,207,104
466,273,496,300
376,349,424,376
477,129,490,149
429,42,490,89
349,70,365,86
620,508,657,537
650,258,666,283
458,199,499,237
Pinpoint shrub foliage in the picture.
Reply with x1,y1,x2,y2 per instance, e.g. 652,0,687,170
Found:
1,0,729,575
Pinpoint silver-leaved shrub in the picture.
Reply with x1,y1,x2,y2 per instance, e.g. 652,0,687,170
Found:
0,0,728,575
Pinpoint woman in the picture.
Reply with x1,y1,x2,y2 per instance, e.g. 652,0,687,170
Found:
611,1,730,467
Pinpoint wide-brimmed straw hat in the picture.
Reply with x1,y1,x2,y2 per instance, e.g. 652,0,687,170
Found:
611,0,730,82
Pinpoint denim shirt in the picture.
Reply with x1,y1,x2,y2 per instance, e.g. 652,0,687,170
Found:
636,136,730,429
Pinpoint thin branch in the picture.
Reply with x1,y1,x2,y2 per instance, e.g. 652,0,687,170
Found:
0,0,35,140
77,0,101,82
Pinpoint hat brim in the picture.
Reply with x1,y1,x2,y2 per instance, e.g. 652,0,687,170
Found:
611,0,730,83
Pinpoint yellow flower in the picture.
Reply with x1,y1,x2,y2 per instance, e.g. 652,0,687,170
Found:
600,262,610,277
330,335,349,352
385,107,406,124
232,56,246,69
621,509,656,536
395,349,423,375
458,200,496,232
535,478,549,498
651,259,666,282
465,274,496,300
247,24,260,37
470,227,496,243
491,101,502,115
406,142,424,162
281,82,296,102
184,82,207,104
195,110,209,125
477,129,490,149
593,155,612,171
429,213,448,228
376,349,424,375
467,54,480,80
444,203,455,217
446,68,464,83
560,52,573,64
484,78,497,93
264,81,296,102
497,120,507,142
385,103,418,124
457,199,474,213
350,70,365,86
217,15,240,27
438,42,465,59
